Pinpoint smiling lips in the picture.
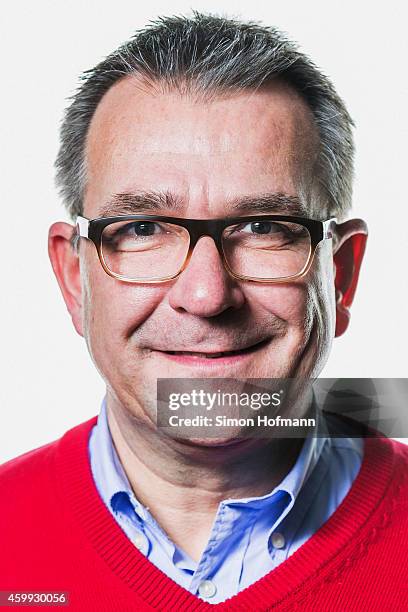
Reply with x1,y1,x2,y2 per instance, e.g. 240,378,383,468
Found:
157,338,269,360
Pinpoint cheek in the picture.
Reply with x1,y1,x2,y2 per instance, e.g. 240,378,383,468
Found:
81,257,166,355
244,248,335,364
246,282,312,330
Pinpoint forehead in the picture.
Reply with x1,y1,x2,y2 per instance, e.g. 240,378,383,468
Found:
84,75,319,218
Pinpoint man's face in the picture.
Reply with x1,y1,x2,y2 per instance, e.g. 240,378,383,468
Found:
78,77,336,424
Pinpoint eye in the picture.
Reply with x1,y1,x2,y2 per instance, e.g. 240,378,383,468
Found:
101,220,168,249
124,221,162,236
240,221,282,235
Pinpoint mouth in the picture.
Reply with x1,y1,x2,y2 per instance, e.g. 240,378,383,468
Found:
153,338,270,364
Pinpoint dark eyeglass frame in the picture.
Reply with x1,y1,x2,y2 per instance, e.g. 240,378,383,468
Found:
75,214,337,284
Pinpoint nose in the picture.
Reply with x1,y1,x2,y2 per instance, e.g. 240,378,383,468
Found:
168,236,246,317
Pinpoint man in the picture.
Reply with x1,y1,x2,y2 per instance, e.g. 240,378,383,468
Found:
1,12,407,611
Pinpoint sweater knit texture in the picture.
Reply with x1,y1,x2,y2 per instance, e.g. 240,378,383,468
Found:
0,416,407,611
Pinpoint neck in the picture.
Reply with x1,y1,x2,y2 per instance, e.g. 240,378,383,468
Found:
106,394,304,562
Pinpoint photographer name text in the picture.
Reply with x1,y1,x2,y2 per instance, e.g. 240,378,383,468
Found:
167,415,316,428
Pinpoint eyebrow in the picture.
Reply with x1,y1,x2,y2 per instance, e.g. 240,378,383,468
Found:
98,191,183,217
227,193,308,217
98,190,308,218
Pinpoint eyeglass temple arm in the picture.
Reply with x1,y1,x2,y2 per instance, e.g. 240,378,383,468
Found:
323,218,337,240
76,216,89,238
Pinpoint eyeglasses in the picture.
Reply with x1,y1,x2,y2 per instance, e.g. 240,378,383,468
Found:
75,214,336,283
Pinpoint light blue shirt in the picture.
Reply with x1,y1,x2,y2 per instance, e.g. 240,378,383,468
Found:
89,397,363,604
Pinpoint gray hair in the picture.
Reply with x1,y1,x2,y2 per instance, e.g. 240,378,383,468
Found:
55,11,354,221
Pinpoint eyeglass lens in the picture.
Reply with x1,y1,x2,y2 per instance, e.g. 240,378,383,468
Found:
100,218,312,281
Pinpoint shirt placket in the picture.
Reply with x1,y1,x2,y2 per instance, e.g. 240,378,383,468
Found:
188,502,260,603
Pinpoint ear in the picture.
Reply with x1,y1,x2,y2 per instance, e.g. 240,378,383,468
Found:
333,219,368,337
48,222,84,337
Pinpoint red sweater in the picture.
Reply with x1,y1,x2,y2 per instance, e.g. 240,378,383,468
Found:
0,416,407,611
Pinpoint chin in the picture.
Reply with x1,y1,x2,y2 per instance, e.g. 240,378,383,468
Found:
170,434,252,450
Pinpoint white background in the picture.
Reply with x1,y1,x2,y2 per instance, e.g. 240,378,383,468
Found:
1,1,407,462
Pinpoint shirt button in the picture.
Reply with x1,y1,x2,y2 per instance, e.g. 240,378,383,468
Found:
133,532,149,555
198,580,217,599
271,532,286,549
